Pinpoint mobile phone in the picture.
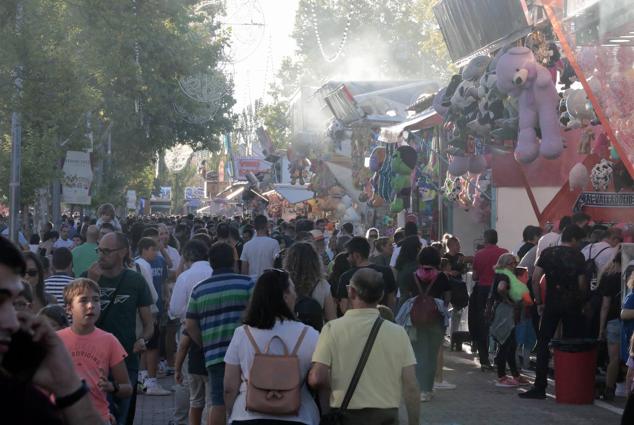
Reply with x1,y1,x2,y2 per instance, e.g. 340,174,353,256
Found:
1,330,47,382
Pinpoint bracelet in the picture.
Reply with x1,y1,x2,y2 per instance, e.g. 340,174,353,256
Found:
55,380,89,409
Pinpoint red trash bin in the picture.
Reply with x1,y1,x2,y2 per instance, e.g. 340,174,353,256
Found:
552,339,598,404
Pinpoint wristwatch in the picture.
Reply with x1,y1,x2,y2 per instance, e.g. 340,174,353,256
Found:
55,380,89,409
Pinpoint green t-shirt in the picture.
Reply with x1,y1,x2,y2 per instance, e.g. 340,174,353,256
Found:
94,269,152,370
72,242,98,277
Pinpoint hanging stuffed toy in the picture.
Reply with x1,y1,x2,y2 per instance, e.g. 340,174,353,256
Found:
577,128,594,154
496,47,563,163
590,159,614,191
389,145,417,213
569,162,589,191
495,268,533,305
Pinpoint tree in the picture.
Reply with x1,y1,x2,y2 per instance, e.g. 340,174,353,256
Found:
0,0,236,211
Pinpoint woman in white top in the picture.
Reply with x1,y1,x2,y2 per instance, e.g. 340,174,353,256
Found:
283,242,337,323
224,269,320,425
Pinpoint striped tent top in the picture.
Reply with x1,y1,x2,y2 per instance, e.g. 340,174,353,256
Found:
44,274,75,305
186,268,254,367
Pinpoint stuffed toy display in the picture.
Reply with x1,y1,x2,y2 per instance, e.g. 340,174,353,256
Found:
590,159,614,191
569,162,589,191
389,145,417,213
496,47,563,163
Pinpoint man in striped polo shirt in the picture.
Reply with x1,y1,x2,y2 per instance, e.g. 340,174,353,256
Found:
186,242,254,425
44,247,74,305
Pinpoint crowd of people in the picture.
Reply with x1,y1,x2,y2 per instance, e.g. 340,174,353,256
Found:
1,205,633,425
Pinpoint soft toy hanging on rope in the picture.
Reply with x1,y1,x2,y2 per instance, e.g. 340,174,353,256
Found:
496,47,563,163
389,145,417,213
590,159,614,191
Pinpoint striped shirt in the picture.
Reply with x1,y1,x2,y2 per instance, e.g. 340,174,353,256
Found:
44,274,75,305
186,268,254,367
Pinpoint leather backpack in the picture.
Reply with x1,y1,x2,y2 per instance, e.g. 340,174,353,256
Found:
244,326,308,415
410,273,441,327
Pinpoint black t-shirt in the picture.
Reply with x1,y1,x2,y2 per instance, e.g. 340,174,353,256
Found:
334,264,397,303
414,272,451,300
517,242,535,260
443,253,466,275
598,272,622,321
0,375,63,424
536,245,585,297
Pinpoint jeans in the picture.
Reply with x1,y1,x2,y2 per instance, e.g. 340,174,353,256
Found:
108,363,138,425
412,323,444,392
534,301,586,391
468,285,491,366
173,324,190,424
495,329,518,378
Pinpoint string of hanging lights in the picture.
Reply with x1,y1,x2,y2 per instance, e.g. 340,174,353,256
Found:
310,0,354,63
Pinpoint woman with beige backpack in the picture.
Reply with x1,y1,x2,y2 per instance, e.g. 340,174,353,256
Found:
224,269,321,425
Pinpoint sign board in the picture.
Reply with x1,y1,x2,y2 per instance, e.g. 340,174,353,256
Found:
573,192,634,211
62,151,93,205
126,190,137,210
233,157,272,180
184,186,205,200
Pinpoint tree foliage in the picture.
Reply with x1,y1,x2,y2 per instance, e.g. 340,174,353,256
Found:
0,0,235,207
255,0,454,150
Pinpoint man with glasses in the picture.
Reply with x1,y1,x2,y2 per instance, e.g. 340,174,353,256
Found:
86,232,154,424
333,237,397,314
309,268,420,425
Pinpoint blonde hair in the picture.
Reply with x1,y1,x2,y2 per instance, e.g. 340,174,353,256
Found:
495,253,518,270
63,278,100,306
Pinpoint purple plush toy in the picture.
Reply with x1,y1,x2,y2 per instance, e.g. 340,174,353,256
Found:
496,47,563,163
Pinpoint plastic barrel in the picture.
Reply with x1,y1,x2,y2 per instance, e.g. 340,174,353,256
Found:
551,339,598,404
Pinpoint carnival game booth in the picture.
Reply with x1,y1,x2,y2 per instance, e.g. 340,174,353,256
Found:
429,0,634,250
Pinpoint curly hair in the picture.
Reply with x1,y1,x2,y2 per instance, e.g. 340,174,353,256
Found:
283,241,323,297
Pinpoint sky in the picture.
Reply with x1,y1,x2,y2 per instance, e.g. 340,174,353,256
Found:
226,0,300,111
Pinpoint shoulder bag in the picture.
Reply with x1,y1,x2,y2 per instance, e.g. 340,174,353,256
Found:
321,316,384,425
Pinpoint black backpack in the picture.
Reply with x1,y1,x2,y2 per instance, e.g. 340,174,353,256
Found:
583,244,610,288
294,286,324,332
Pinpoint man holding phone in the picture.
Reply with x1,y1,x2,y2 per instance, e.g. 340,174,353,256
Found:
0,235,102,424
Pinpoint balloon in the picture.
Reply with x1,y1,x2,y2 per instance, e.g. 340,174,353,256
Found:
448,156,469,176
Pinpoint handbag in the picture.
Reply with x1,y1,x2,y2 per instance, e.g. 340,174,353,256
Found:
410,273,441,327
244,326,308,415
321,317,384,425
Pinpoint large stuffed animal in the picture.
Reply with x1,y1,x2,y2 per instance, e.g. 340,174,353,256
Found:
496,47,563,163
389,145,417,213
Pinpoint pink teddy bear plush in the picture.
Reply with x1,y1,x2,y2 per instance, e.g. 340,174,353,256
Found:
496,47,563,163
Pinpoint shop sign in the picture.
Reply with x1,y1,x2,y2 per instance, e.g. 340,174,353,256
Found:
233,157,272,180
126,190,137,210
564,0,600,17
62,151,93,205
184,186,205,200
573,191,634,211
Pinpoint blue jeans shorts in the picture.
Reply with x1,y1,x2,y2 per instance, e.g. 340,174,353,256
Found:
207,363,226,406
606,319,621,345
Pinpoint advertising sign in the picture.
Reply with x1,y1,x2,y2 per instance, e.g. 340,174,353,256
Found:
184,187,205,200
233,157,272,180
62,151,93,205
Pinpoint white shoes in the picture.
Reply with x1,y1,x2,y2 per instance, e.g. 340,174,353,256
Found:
143,378,172,396
433,381,457,390
420,392,433,402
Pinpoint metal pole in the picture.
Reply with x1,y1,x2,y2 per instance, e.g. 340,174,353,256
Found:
9,2,24,244
9,113,21,243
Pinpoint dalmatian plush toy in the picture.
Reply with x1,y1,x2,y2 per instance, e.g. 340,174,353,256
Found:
590,159,614,191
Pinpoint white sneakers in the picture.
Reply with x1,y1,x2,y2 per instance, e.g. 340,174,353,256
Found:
433,381,457,390
142,377,172,396
420,392,433,402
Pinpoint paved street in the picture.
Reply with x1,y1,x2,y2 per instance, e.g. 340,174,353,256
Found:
134,345,624,425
